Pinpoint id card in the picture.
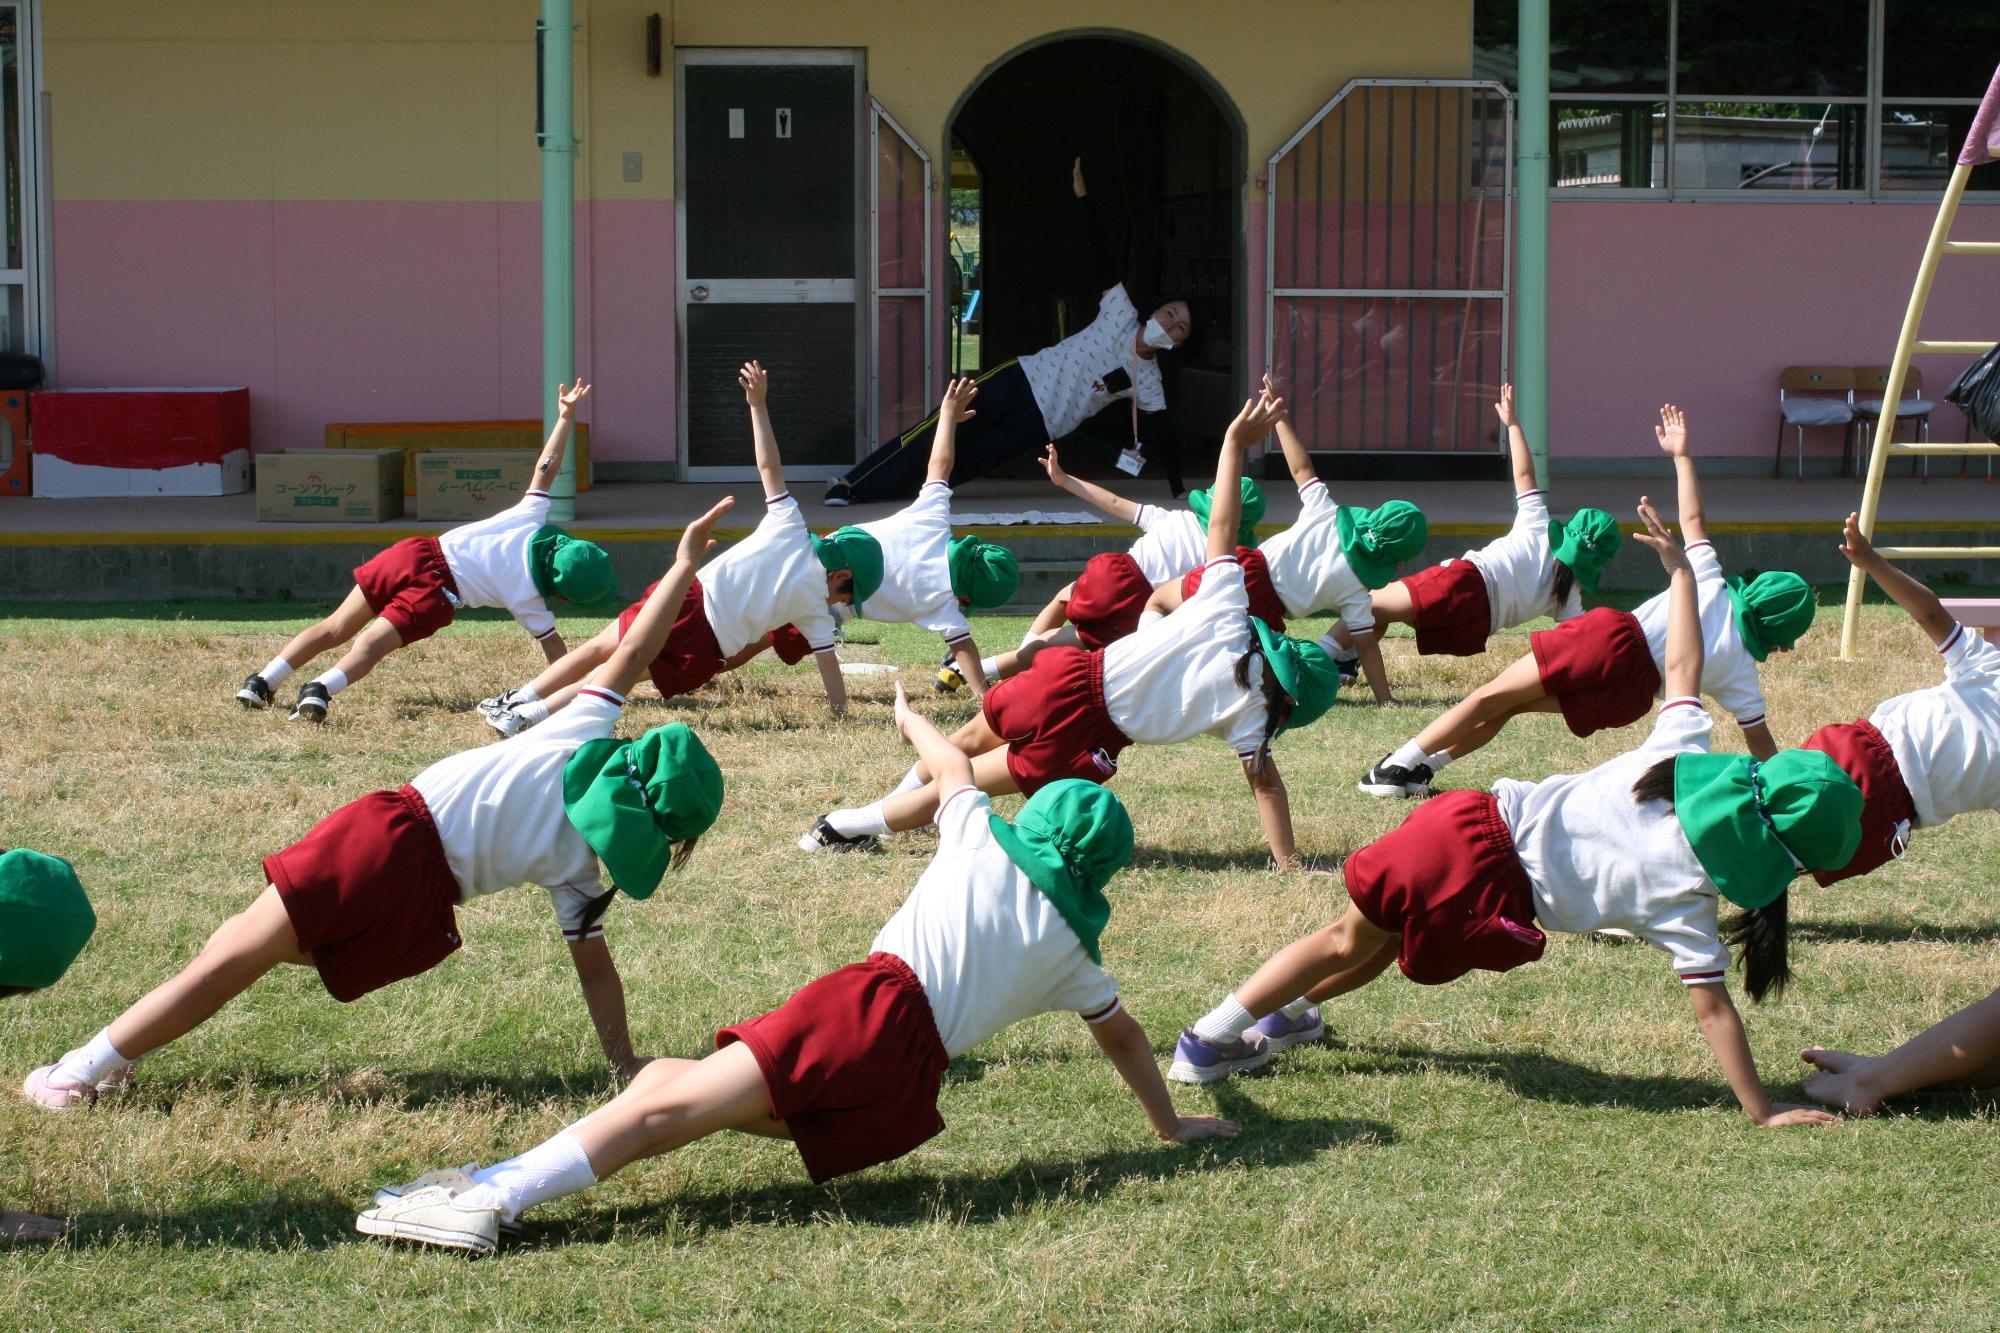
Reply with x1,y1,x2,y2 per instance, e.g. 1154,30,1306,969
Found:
1115,448,1146,476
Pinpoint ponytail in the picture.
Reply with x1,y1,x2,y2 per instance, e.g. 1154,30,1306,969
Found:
1234,647,1296,774
1630,755,1677,807
1724,892,1791,1003
1552,560,1578,610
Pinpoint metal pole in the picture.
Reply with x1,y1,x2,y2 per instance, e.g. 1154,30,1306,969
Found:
1515,0,1550,487
539,0,578,522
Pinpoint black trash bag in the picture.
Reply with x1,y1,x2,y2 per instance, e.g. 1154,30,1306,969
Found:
1944,343,2000,442
0,352,43,392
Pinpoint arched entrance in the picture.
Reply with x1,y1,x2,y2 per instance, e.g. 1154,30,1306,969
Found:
948,33,1244,479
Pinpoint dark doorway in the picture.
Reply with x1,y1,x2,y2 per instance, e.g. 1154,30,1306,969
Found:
949,35,1242,480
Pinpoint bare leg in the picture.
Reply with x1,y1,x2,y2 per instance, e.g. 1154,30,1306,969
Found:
989,626,1081,681
1028,584,1074,637
104,887,311,1060
269,586,377,674
1802,987,2000,1115
523,624,619,706
1302,940,1401,1004
883,746,1019,832
1330,581,1418,649
322,617,406,688
1408,652,1552,759
568,1041,789,1180
1233,905,1399,1018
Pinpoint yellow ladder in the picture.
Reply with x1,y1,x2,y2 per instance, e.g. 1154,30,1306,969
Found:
1840,64,2000,660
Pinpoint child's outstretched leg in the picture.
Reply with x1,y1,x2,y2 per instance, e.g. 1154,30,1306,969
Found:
23,887,307,1108
480,623,619,736
1360,652,1555,798
802,716,1013,850
236,587,376,710
1170,904,1398,1083
1802,987,2000,1115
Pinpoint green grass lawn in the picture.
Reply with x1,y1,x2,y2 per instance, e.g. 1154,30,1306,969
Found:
3,596,1999,1329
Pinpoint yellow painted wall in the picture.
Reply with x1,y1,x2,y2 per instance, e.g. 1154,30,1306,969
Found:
44,0,1470,201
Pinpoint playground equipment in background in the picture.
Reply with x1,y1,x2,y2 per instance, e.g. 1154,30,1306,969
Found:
1840,62,2000,661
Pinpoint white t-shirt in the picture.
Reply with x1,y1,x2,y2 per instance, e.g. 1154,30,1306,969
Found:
698,492,839,658
1126,504,1208,586
1462,489,1585,633
436,489,559,640
1100,554,1268,759
1494,699,1732,985
1259,479,1377,633
870,786,1122,1057
1017,283,1167,439
853,481,971,644
1871,624,2000,829
1631,541,1768,728
408,685,625,943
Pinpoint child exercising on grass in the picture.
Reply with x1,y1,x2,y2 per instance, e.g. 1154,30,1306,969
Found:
0,849,94,1240
355,683,1233,1257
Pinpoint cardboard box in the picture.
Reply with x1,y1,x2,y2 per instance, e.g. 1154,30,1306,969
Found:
416,449,538,521
325,420,590,495
256,449,405,522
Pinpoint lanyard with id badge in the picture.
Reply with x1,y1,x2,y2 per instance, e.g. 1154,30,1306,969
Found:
1116,351,1147,476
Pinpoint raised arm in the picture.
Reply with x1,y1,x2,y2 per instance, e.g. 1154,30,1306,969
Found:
590,497,733,695
1072,156,1122,292
1206,391,1285,563
1265,373,1319,490
1840,511,1958,648
1632,497,1701,699
893,682,973,792
1086,1006,1239,1143
1655,404,1708,548
531,380,591,487
739,360,785,500
925,377,978,487
1041,443,1142,524
1689,982,1836,1127
1495,383,1538,497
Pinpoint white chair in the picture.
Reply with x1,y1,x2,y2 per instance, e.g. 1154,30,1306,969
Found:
1851,364,1939,480
1775,365,1855,482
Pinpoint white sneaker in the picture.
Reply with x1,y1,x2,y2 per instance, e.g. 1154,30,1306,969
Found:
373,1166,522,1235
355,1184,500,1257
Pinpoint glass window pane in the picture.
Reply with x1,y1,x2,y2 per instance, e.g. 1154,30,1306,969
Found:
1553,101,1666,188
948,139,981,375
1,7,19,271
1883,3,2000,100
1676,0,1869,97
1474,0,1669,94
1673,102,1866,190
1880,104,2000,191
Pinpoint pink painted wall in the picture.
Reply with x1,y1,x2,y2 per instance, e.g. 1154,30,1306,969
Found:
51,199,677,463
1548,200,1994,464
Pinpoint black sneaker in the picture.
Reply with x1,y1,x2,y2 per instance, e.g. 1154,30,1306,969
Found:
1332,654,1361,681
797,815,878,853
290,681,331,723
1358,757,1434,799
235,673,274,710
823,482,853,508
934,649,967,695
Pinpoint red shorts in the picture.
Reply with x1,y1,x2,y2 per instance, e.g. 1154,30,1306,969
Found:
1530,607,1661,738
264,785,462,1003
1403,559,1493,657
1181,547,1286,633
768,623,814,665
353,537,460,645
617,576,728,700
717,951,949,1184
1344,790,1546,985
1804,718,1916,886
1067,552,1153,650
982,646,1129,794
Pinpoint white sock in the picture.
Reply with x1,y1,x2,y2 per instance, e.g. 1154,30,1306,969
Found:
1427,749,1456,773
259,657,295,687
54,1029,132,1087
1320,633,1359,664
1018,631,1040,651
892,765,927,796
515,697,550,723
979,656,1002,679
827,802,891,839
314,668,349,698
1192,994,1258,1044
514,683,542,705
463,1131,597,1222
1387,739,1430,771
1279,995,1317,1020
1138,609,1163,629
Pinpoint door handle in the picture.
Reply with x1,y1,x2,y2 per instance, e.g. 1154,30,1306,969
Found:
690,284,709,302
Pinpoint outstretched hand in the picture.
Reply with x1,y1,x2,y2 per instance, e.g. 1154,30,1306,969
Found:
1039,442,1069,488
1072,155,1087,198
1839,511,1880,570
940,376,979,424
1167,1115,1240,1143
891,681,919,744
738,360,769,406
1758,1103,1840,1128
1655,403,1689,458
1632,496,1687,574
558,380,592,417
678,495,733,565
1224,390,1286,448
1494,382,1517,428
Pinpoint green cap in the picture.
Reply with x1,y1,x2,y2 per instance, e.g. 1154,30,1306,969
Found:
562,724,724,900
1548,507,1623,593
1726,571,1816,662
1674,750,1863,909
1189,476,1267,549
529,525,622,610
0,850,95,991
1249,618,1343,733
986,780,1133,963
813,526,886,610
947,535,1021,609
1335,501,1429,589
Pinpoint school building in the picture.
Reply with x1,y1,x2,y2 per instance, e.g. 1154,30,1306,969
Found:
16,0,2000,492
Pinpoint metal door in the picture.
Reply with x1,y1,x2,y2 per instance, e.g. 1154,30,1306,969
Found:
677,51,862,478
868,96,933,448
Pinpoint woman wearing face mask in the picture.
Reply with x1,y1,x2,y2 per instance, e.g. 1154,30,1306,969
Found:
827,155,1194,505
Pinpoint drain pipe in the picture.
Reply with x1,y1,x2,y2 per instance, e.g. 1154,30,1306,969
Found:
1515,0,1550,488
539,0,578,521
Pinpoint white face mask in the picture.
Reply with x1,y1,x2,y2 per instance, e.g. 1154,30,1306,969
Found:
1142,317,1177,352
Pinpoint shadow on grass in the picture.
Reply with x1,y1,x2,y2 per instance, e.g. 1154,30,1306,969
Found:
1127,847,1303,874
1788,918,2000,946
45,1192,374,1253
1332,1041,1775,1113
